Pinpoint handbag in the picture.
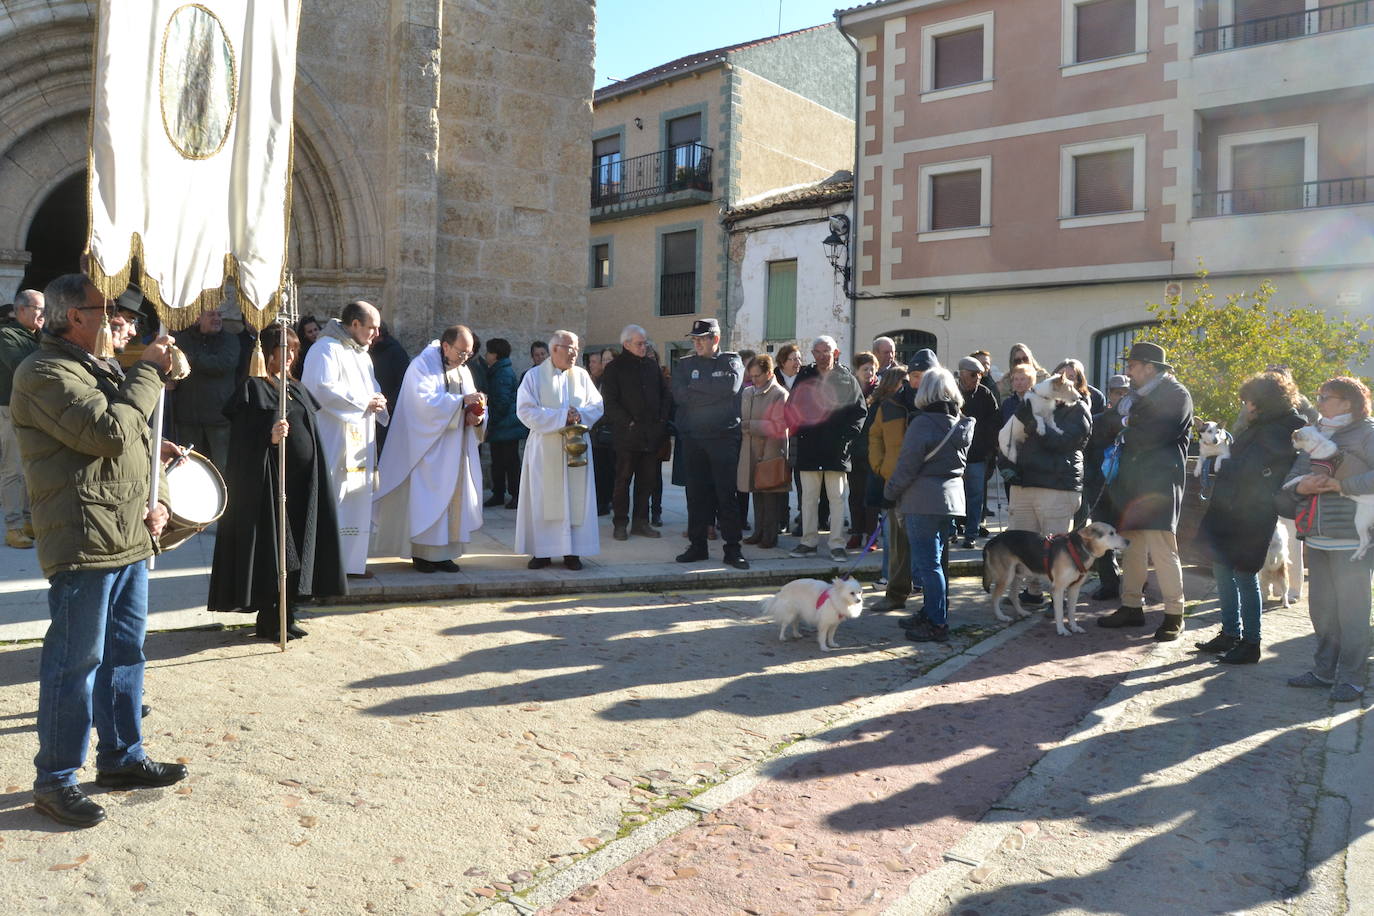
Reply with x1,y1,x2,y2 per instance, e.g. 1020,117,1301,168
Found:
753,455,789,491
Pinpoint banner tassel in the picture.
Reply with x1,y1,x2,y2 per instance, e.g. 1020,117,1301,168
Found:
94,311,115,359
248,338,268,378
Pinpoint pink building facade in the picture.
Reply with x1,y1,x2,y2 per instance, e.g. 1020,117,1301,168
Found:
839,0,1374,386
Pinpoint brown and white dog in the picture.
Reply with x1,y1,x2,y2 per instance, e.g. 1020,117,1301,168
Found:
998,373,1082,464
983,522,1130,636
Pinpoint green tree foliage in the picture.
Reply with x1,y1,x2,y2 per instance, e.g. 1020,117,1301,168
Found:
1136,265,1373,424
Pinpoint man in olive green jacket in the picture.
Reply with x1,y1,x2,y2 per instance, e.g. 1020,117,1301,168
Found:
10,274,188,829
0,288,43,547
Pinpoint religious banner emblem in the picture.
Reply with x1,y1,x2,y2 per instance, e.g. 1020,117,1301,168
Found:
87,0,301,329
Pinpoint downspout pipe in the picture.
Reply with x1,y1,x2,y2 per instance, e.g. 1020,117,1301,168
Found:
835,15,863,356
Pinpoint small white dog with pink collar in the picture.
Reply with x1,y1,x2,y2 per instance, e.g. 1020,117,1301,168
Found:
762,576,864,652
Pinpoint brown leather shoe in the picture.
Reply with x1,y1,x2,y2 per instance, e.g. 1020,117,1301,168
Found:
5,529,34,549
1154,613,1185,641
742,533,762,545
630,521,661,539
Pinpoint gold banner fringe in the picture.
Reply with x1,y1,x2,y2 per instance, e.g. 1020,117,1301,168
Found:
87,232,285,334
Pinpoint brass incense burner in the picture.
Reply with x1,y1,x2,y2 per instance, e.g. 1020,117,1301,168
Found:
557,423,590,468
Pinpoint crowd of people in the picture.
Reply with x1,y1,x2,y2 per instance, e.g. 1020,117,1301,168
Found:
2,276,1370,829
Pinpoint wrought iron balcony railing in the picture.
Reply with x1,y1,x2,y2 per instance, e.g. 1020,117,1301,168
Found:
591,143,713,208
658,271,697,316
1195,0,1372,54
1194,175,1372,217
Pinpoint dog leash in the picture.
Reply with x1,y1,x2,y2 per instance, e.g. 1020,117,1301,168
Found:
837,513,885,579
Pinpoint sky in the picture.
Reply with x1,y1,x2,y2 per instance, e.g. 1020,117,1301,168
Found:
593,0,847,89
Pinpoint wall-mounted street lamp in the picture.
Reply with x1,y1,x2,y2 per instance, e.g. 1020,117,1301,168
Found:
822,212,854,300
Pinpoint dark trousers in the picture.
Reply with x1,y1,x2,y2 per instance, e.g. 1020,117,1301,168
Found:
652,464,664,517
592,445,615,513
684,437,742,548
752,491,785,548
489,440,521,500
613,448,659,525
847,465,877,539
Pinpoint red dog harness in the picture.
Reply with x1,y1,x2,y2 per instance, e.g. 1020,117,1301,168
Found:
1043,533,1088,576
815,589,830,610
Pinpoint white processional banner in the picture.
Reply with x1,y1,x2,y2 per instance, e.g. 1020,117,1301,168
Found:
87,0,301,329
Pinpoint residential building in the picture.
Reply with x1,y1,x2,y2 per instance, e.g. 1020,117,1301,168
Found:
723,172,856,359
837,0,1374,387
587,26,856,362
0,1,594,363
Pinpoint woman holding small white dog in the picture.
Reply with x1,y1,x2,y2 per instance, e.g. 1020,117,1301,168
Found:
1279,377,1374,702
883,368,974,643
1193,372,1304,664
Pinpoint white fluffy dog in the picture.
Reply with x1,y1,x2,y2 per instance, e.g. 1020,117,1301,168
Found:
1292,425,1374,560
762,576,864,652
998,374,1082,464
1194,421,1234,477
1260,524,1291,607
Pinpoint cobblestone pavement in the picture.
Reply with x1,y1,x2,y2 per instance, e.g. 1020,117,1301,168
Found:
1,573,1367,916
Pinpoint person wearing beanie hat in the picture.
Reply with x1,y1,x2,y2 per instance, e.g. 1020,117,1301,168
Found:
1099,343,1194,640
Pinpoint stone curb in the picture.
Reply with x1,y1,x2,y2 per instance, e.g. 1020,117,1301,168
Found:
329,557,982,605
478,613,1038,915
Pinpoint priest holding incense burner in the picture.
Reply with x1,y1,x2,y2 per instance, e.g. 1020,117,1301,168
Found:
513,330,604,570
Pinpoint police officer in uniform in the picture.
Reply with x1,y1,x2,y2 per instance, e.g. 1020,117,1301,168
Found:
672,318,748,570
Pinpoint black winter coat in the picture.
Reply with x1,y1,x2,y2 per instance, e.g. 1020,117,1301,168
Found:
1197,408,1303,572
961,382,1001,462
785,364,867,472
1110,375,1193,532
1007,399,1091,491
601,350,671,452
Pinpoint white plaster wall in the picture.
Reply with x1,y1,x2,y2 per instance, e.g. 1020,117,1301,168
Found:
733,216,853,360
855,265,1374,383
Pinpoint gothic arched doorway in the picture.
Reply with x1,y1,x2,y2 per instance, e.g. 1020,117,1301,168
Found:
20,171,87,294
881,328,938,369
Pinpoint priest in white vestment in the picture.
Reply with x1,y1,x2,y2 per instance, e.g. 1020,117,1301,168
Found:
301,301,389,577
514,330,604,570
372,326,486,572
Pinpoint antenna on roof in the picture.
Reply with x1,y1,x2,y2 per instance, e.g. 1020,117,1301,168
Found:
778,0,783,34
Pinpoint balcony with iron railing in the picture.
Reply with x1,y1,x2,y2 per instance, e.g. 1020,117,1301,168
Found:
1193,175,1372,217
591,143,714,218
1195,0,1372,54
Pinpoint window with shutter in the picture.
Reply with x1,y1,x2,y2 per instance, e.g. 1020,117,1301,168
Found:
1075,0,1136,62
1230,139,1305,213
930,170,983,230
659,230,697,317
1073,148,1135,215
765,261,797,341
933,28,984,89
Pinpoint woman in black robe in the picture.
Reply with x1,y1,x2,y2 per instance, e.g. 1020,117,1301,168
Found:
208,325,346,639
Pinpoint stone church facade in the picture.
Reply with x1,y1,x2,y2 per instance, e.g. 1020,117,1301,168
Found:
0,0,594,358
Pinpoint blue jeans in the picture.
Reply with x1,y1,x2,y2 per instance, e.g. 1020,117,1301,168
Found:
961,460,987,538
1213,561,1262,643
905,513,954,626
35,563,149,790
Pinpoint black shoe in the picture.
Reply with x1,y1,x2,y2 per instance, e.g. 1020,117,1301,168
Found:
651,513,663,527
1018,590,1047,608
1090,585,1120,601
286,621,309,638
724,550,750,570
676,546,708,563
978,526,990,538
899,609,930,629
141,704,151,719
431,559,460,573
483,495,506,508
254,609,302,641
1154,614,1185,642
905,620,949,642
1098,605,1146,628
1217,640,1260,664
563,555,583,570
33,786,106,828
613,524,629,541
1194,631,1240,654
412,557,438,573
961,538,976,550
95,758,188,789
527,556,551,569
504,497,518,510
